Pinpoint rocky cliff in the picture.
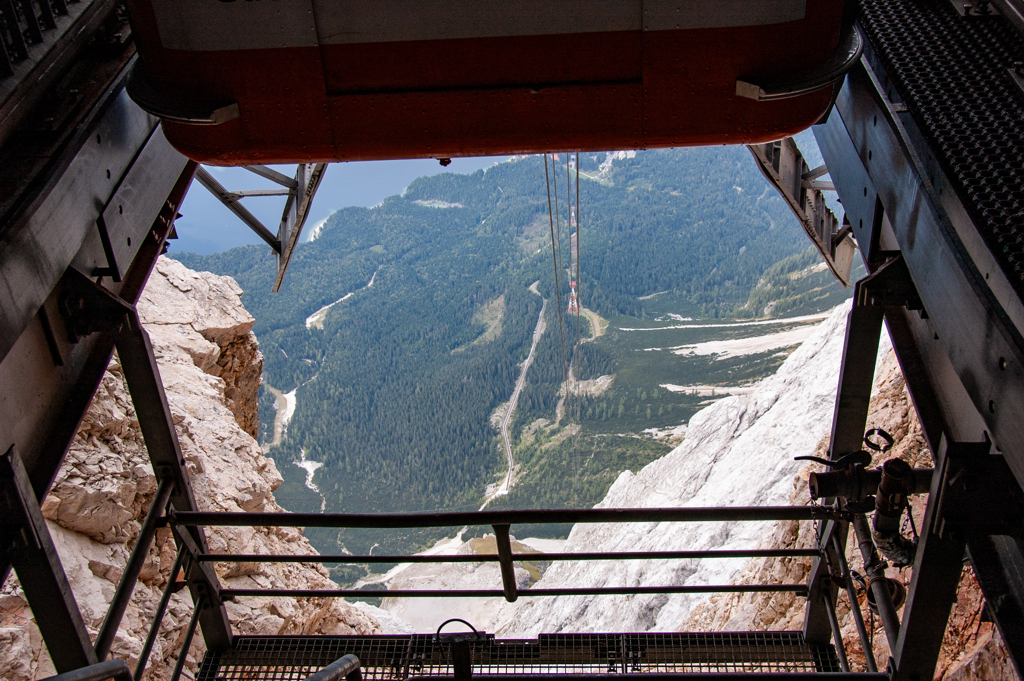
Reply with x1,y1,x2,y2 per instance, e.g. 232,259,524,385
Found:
487,304,1015,679
0,258,380,681
492,305,857,636
680,348,1018,680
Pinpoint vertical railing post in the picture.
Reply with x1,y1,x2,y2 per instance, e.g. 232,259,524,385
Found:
493,524,518,603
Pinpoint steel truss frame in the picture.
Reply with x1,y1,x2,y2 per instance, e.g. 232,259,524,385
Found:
4,11,1024,681
195,161,328,291
810,48,1024,680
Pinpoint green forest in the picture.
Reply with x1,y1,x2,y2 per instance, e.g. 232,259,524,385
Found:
173,145,853,566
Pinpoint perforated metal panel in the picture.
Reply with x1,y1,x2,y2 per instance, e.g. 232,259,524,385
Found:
859,0,1024,292
196,633,841,680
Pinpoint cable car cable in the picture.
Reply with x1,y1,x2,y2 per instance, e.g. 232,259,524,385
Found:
574,152,583,502
543,156,569,420
566,153,580,502
551,155,570,398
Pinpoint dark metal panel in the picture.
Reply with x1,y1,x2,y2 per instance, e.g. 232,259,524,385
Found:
0,447,97,672
817,55,1024,681
816,69,1024,492
73,127,189,280
0,160,194,608
0,163,193,504
831,64,1024,486
0,1,116,147
0,78,157,363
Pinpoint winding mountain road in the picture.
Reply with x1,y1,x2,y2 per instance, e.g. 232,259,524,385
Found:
492,283,546,499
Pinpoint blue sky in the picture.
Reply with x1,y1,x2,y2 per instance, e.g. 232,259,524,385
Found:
170,132,830,255
170,156,509,254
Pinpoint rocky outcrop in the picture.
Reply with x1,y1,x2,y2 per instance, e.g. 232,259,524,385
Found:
0,258,379,681
679,345,1018,680
493,304,854,636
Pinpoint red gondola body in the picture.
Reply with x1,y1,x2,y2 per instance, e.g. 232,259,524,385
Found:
126,1,846,164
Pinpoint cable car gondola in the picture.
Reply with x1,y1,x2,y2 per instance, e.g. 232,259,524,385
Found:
125,0,859,164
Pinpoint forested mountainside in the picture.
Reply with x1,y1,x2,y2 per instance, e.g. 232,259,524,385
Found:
173,145,855,563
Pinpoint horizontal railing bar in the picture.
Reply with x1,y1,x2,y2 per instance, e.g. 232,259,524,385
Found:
221,584,808,599
198,548,821,564
168,506,834,529
409,674,888,680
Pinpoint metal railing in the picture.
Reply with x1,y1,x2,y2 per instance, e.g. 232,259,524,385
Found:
165,506,835,603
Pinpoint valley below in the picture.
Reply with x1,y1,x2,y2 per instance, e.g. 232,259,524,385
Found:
174,145,858,591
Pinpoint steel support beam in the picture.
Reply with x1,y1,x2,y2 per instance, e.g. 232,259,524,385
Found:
272,162,327,292
190,161,326,292
0,160,195,584
168,505,835,529
748,138,855,285
815,48,1024,680
193,167,280,252
115,317,232,652
94,474,174,660
0,447,97,672
966,534,1024,676
890,438,979,681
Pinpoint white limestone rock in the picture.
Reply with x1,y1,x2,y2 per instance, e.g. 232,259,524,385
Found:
0,257,379,681
493,304,853,636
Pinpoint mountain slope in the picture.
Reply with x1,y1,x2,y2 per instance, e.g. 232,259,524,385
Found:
173,147,850,559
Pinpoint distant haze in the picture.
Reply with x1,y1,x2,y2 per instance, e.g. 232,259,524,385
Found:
170,157,510,255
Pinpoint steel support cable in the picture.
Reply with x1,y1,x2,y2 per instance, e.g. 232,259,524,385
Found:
564,153,579,503
551,156,570,399
575,153,583,449
543,156,569,435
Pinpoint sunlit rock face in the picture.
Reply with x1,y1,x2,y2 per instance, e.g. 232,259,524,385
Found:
488,302,1011,680
492,304,856,637
0,258,381,681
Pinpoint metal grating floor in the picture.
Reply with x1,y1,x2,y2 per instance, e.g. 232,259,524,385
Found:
859,0,1024,296
196,633,841,680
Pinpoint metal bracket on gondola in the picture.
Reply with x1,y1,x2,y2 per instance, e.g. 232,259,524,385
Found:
737,24,864,101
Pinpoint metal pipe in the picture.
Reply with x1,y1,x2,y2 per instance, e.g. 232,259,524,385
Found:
96,476,174,660
821,588,850,672
831,533,877,672
135,546,187,680
39,660,133,681
851,513,901,653
305,654,362,681
871,459,917,567
492,524,518,602
221,584,809,599
170,595,203,681
168,506,835,529
809,467,933,500
196,548,821,564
